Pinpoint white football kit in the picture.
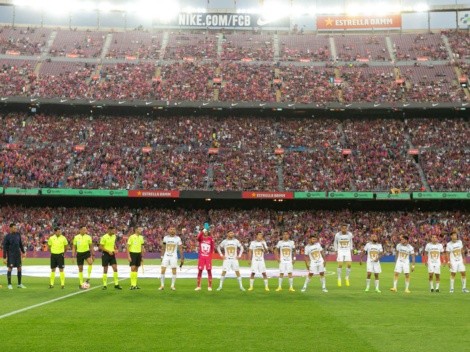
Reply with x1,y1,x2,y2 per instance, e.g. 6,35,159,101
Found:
425,242,444,274
305,243,325,275
161,235,182,268
249,240,268,274
446,240,466,273
394,243,414,274
334,231,354,262
276,240,295,274
218,238,243,272
364,242,383,274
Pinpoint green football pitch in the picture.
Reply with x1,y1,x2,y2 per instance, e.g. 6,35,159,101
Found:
1,261,469,352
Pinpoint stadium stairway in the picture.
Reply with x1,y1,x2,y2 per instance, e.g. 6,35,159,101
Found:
277,158,284,191
159,32,169,60
404,132,431,191
385,36,396,62
452,65,470,100
41,30,57,60
329,37,337,61
273,33,280,61
337,123,357,191
100,33,113,59
441,34,455,61
217,33,224,58
334,68,344,102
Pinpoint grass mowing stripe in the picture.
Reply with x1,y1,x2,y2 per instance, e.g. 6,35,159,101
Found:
0,278,128,320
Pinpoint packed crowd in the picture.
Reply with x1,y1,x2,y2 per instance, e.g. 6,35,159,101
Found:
0,26,49,55
406,118,470,191
279,66,338,104
391,34,449,61
0,114,468,191
0,58,468,103
1,207,468,255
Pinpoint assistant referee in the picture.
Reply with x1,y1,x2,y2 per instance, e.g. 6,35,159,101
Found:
127,227,145,290
48,227,68,289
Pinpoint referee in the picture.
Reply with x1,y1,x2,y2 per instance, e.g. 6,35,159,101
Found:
2,223,26,289
72,226,94,289
127,227,145,290
48,227,68,289
99,225,122,290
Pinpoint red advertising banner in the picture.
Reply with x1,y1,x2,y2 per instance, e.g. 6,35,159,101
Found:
317,15,401,30
342,149,352,155
242,191,294,199
128,190,180,198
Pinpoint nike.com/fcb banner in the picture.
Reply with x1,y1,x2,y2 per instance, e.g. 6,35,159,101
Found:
153,13,290,30
317,15,401,30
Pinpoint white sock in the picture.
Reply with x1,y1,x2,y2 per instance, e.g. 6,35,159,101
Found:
366,279,370,289
320,277,326,289
429,281,434,290
375,280,379,290
288,277,293,288
303,276,311,288
160,274,165,287
249,279,254,288
219,276,225,288
171,275,176,287
405,281,410,290
237,277,243,288
450,278,455,290
436,282,440,290
264,279,269,288
462,278,467,289
345,268,351,279
393,279,397,289
278,277,283,287
337,268,342,280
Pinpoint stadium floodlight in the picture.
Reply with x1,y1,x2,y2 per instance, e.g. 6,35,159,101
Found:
97,1,112,13
413,3,430,12
261,0,290,20
307,5,317,16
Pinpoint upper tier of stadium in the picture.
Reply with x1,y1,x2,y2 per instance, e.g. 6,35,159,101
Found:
0,27,469,103
1,114,468,192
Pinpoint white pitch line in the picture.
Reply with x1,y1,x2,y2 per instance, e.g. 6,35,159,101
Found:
0,279,127,320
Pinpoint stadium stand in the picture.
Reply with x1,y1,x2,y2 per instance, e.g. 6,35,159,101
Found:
0,114,468,191
0,207,468,254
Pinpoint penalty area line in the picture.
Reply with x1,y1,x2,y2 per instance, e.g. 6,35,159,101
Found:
0,278,128,320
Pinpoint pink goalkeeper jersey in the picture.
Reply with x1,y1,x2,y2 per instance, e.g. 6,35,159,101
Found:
197,232,214,259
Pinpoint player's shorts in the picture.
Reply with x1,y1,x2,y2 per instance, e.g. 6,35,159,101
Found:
367,261,382,274
279,261,293,275
76,251,91,266
309,262,325,275
394,261,410,274
129,252,142,267
427,263,441,274
450,261,466,273
336,250,352,262
6,254,22,268
101,252,117,267
161,255,178,269
251,260,267,274
50,253,65,269
198,257,212,270
222,258,240,272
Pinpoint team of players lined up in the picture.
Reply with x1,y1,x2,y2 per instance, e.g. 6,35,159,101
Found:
2,223,468,293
